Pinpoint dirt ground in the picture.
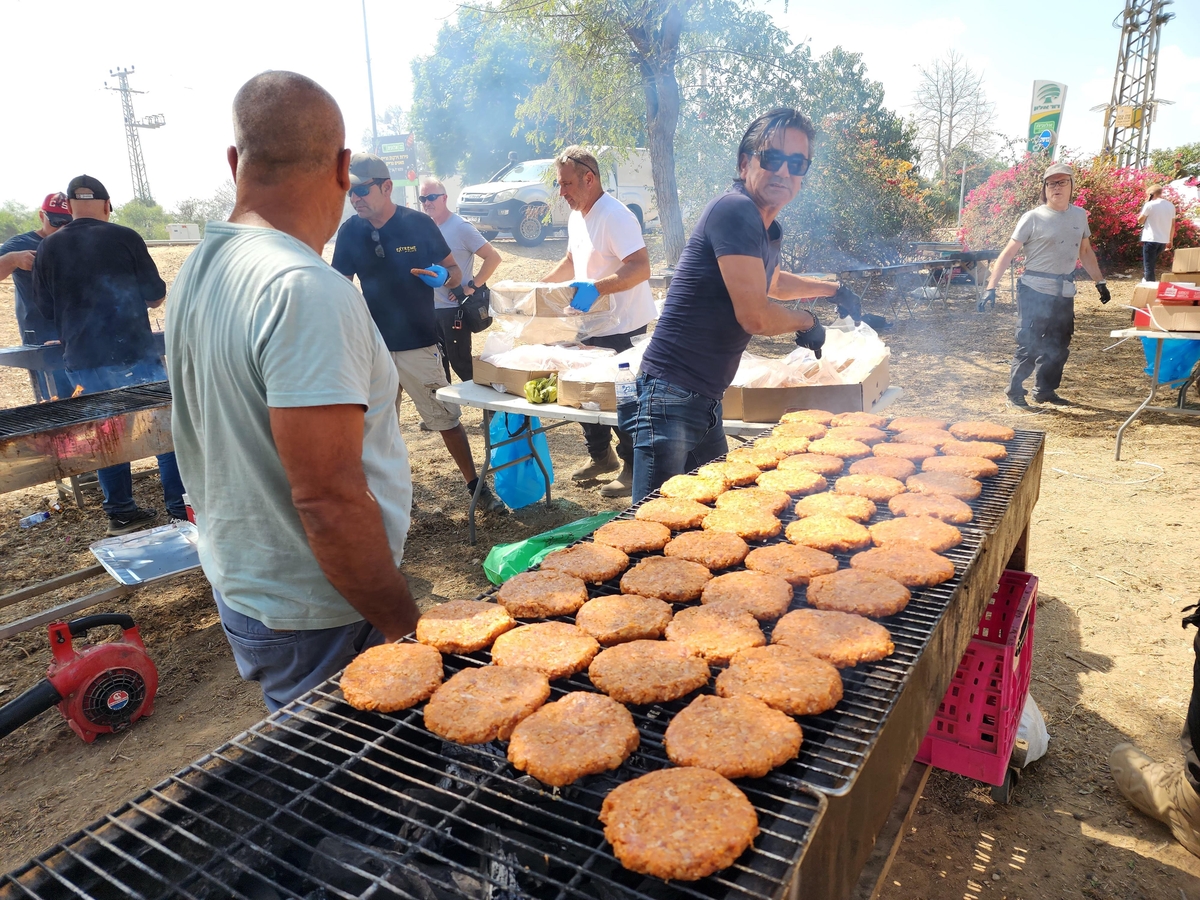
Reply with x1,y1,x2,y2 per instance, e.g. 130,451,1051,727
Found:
2,236,1199,900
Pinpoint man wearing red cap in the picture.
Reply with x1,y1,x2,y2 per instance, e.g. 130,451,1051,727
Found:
0,193,72,346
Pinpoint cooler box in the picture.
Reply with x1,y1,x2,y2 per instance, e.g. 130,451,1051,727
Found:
916,570,1037,785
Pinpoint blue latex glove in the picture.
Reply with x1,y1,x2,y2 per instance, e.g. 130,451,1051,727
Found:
569,280,600,312
414,264,449,287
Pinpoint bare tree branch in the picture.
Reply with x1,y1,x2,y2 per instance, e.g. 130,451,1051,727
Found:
912,49,996,184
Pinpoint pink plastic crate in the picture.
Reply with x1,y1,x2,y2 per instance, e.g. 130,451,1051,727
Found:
915,570,1038,786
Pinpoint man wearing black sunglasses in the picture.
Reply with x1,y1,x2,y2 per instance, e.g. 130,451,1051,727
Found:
631,108,841,502
333,154,503,513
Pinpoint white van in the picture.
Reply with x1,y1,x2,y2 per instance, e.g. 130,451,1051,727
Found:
455,148,657,246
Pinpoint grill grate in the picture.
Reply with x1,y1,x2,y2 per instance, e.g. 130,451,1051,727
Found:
0,381,171,440
2,691,825,900
1,427,1041,900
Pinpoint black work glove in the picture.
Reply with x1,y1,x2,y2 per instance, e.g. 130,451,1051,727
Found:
831,284,863,324
978,288,996,312
449,284,468,303
795,318,826,359
1097,282,1111,304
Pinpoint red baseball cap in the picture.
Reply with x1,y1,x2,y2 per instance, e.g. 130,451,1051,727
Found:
41,193,71,217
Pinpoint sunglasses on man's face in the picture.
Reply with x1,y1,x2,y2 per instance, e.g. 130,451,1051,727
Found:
418,193,445,204
349,180,384,198
755,148,812,177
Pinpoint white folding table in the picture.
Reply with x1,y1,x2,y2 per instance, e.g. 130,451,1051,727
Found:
438,380,902,543
1110,327,1200,460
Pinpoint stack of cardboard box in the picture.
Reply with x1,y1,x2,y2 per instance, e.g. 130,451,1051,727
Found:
1133,247,1200,331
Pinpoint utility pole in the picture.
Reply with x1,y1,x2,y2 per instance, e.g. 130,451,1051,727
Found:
1098,0,1174,168
362,0,378,153
105,67,165,204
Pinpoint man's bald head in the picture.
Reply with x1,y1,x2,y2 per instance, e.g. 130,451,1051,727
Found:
232,71,345,184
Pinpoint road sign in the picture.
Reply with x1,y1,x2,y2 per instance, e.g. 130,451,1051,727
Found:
1027,80,1067,158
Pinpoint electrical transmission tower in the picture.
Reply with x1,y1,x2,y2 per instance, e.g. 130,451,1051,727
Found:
105,67,165,204
1097,0,1174,168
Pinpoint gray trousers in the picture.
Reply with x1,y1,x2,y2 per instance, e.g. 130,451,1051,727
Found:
1008,283,1075,400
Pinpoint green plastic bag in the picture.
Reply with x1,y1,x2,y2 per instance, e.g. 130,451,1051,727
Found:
483,511,619,585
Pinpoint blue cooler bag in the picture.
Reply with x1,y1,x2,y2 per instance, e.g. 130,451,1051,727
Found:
489,413,554,509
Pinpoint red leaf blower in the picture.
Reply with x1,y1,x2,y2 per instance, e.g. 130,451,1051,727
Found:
0,614,158,743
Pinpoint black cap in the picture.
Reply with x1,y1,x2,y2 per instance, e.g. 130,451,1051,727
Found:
66,175,110,201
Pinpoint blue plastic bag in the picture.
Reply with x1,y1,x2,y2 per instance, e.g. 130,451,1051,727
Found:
489,412,554,509
1141,337,1200,384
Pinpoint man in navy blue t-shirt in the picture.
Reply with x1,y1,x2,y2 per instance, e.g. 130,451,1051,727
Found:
333,153,502,512
632,108,840,501
0,192,73,398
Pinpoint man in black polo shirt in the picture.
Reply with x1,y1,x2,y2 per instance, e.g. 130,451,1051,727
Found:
32,174,187,534
333,154,502,512
632,108,840,502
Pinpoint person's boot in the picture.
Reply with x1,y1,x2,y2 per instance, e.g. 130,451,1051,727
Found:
1109,743,1200,858
598,459,634,498
571,447,620,482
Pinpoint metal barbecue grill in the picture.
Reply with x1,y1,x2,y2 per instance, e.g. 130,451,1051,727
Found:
0,382,174,495
1,427,1043,900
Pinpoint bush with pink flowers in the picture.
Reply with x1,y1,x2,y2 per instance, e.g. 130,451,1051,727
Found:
959,153,1200,272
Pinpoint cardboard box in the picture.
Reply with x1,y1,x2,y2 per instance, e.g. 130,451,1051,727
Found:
558,379,617,411
1158,281,1200,304
488,281,613,317
722,358,889,423
1165,272,1200,285
471,357,553,397
1172,248,1200,273
1131,288,1200,331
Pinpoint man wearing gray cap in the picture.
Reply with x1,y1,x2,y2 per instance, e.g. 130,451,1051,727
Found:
332,154,503,512
982,162,1109,407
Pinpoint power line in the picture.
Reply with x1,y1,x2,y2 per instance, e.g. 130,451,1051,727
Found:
104,67,165,204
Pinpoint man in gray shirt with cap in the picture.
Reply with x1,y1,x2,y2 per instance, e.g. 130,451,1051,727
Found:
983,162,1110,407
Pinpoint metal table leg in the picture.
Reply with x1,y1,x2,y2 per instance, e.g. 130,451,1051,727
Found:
1114,340,1161,461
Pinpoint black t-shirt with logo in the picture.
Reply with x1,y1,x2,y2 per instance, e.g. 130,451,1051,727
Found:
31,218,165,370
332,207,452,352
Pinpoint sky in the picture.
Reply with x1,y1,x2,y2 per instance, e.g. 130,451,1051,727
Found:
2,0,1197,211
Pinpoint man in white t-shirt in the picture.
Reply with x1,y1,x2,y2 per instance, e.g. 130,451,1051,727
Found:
1138,185,1177,283
166,71,420,711
541,146,653,497
420,177,502,383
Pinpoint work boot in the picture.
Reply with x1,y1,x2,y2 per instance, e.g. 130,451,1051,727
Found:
467,479,506,513
598,460,634,498
1033,392,1071,406
1109,743,1200,858
106,506,158,536
1006,393,1029,408
571,447,620,482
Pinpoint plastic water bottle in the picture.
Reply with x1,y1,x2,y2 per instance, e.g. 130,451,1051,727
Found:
19,511,51,528
615,363,637,405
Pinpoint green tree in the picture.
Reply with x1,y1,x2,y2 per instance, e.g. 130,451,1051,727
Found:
0,200,40,242
1149,142,1200,179
410,9,554,185
175,180,236,235
496,0,691,262
112,199,172,240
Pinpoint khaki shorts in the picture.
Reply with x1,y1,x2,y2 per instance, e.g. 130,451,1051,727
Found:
390,345,461,432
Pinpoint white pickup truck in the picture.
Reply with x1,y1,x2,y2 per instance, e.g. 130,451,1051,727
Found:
455,149,657,246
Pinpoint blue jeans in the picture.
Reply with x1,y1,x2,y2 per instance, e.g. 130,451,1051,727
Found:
626,373,727,503
67,360,186,519
1143,241,1166,283
214,590,384,712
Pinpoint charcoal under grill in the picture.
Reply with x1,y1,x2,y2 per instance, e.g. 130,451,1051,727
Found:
1,427,1044,900
0,382,174,494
